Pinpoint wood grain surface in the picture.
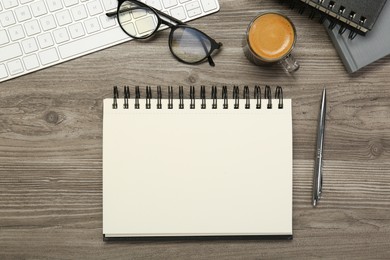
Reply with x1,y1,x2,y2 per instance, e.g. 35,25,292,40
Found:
1,0,390,259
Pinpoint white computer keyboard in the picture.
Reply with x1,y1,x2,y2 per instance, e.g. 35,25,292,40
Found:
0,0,220,83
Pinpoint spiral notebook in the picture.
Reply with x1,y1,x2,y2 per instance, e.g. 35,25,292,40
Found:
284,0,387,39
102,86,293,240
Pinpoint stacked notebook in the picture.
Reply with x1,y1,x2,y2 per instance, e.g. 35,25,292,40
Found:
325,1,390,73
102,86,293,240
286,0,390,73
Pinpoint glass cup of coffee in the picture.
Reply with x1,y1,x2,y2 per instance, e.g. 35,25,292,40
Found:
244,12,299,73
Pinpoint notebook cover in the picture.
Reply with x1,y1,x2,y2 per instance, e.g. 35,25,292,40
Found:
102,98,293,239
300,0,387,33
325,1,390,73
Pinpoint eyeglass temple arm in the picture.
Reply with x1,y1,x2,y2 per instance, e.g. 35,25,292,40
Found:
205,42,222,67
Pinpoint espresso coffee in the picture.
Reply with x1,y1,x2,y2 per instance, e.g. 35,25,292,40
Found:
248,13,295,61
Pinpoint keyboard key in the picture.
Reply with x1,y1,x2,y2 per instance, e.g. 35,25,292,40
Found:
53,27,70,43
24,20,41,36
187,7,201,17
170,6,186,20
69,22,85,38
84,17,101,34
119,9,132,22
40,15,57,31
0,30,10,45
38,48,59,65
99,14,116,29
0,64,8,79
132,9,147,19
31,0,48,17
135,16,154,34
20,0,34,4
102,0,117,11
58,27,128,59
56,9,72,26
145,0,162,10
8,25,26,41
21,38,38,54
162,0,177,9
179,0,191,2
86,0,103,16
0,11,16,27
7,59,24,75
186,1,199,10
64,0,79,7
23,54,40,70
47,0,63,12
200,0,217,12
3,0,18,9
71,5,88,21
0,43,22,62
15,5,32,22
0,1,2,11
37,33,54,48
122,21,135,35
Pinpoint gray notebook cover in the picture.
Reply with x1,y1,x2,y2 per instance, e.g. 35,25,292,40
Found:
325,2,390,73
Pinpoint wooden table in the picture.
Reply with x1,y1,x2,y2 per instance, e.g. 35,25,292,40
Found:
1,0,390,258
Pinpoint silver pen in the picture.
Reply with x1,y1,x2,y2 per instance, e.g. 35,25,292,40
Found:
313,88,326,207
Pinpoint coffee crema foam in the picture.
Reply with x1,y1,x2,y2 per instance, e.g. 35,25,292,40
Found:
248,13,295,60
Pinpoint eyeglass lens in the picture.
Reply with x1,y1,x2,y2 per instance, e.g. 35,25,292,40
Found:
170,27,212,63
118,1,158,38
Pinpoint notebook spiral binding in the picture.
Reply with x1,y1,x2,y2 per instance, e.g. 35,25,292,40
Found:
281,0,368,39
112,86,284,110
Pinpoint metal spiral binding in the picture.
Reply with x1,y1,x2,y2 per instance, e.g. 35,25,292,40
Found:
244,86,250,109
146,86,152,109
254,85,261,109
338,9,348,34
157,86,162,109
233,86,239,109
222,86,228,109
113,86,119,109
190,86,195,109
327,2,337,30
335,6,346,33
124,86,130,109
111,86,284,110
212,86,217,109
328,19,336,30
135,86,140,109
319,13,326,24
168,86,173,109
201,86,206,109
265,85,272,109
179,86,184,109
275,86,283,109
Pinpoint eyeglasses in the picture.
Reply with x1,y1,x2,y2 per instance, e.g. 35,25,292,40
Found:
106,0,222,66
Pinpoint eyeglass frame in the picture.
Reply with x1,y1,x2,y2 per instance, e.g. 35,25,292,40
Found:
106,0,223,66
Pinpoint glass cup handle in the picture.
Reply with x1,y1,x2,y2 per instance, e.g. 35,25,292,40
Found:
279,54,300,73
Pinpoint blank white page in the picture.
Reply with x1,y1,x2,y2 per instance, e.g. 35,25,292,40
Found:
103,98,292,238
